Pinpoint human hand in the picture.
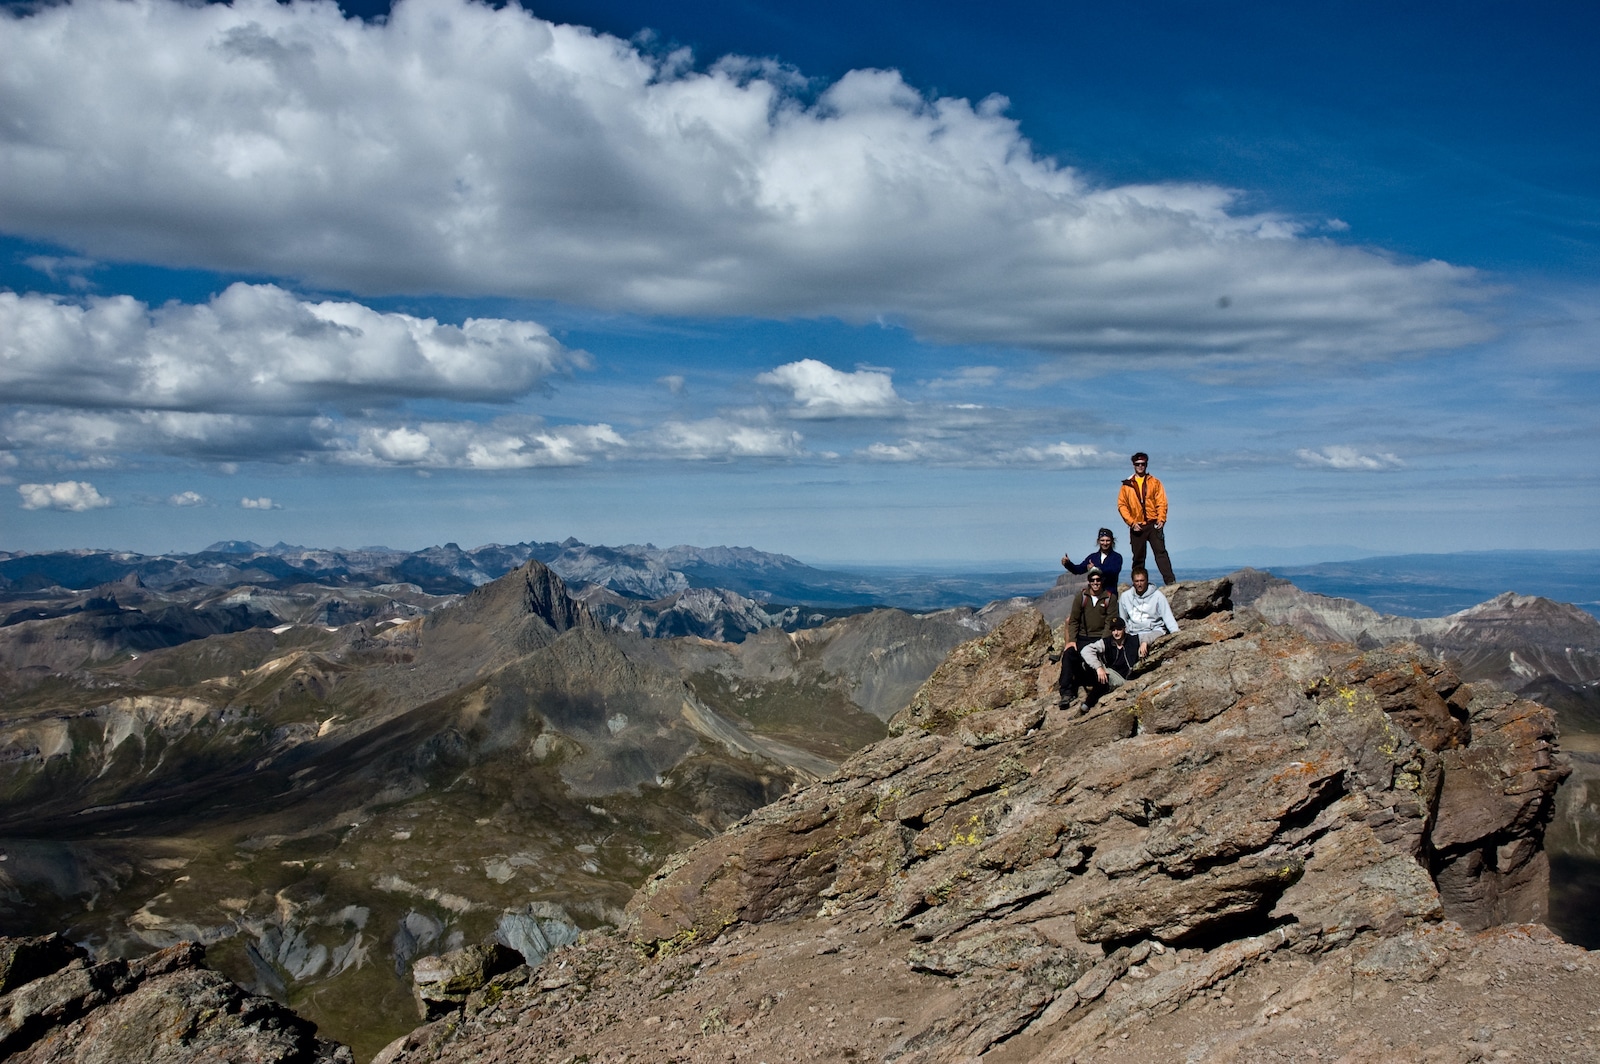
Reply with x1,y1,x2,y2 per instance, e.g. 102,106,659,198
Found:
1061,555,1070,568
1096,668,1107,683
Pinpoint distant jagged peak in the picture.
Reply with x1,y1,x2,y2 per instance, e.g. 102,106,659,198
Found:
434,558,594,637
1449,589,1600,624
201,539,265,555
97,571,145,592
1439,590,1600,650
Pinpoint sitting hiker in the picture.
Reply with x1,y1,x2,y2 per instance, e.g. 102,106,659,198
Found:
1061,527,1124,589
1080,617,1141,707
1058,569,1117,707
1119,567,1179,649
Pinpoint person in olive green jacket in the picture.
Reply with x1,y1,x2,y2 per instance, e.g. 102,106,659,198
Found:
1059,570,1117,706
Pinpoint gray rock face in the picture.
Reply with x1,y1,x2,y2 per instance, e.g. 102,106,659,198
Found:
492,904,581,967
0,936,350,1063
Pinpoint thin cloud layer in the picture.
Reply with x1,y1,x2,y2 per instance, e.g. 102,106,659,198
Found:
0,284,580,412
646,418,805,460
1296,446,1405,471
0,0,1487,360
861,438,1111,467
6,408,331,464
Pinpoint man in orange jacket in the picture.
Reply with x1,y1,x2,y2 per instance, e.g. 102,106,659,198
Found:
1117,452,1176,585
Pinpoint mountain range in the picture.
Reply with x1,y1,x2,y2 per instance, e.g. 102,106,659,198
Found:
0,540,1057,611
1,540,1597,1059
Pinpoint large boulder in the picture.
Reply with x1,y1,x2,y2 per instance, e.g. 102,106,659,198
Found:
411,944,523,1020
0,937,350,1063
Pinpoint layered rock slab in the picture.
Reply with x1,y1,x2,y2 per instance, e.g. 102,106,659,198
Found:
379,588,1584,1063
0,934,350,1063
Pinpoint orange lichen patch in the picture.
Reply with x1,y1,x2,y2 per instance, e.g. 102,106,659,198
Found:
1271,752,1335,784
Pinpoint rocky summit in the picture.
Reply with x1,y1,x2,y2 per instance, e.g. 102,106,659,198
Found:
372,579,1596,1064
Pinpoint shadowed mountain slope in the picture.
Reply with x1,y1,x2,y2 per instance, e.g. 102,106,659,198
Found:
0,560,890,1058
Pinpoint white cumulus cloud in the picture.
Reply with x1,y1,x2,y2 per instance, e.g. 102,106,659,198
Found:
18,480,111,510
1295,446,1404,471
168,490,207,506
240,496,279,509
757,360,900,417
0,0,1486,361
0,284,581,413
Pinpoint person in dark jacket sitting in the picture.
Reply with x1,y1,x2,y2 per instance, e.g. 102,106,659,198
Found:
1079,617,1142,710
1062,527,1124,589
1058,570,1117,707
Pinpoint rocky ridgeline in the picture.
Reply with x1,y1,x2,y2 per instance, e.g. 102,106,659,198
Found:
0,934,350,1063
373,579,1596,1064
7,579,1599,1062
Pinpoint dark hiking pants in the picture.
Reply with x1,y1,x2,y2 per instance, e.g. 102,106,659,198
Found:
1129,525,1176,584
1058,646,1089,699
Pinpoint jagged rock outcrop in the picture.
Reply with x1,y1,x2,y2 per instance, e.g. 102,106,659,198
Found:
1235,568,1600,949
376,579,1586,1064
428,559,594,645
0,934,350,1063
411,943,521,1020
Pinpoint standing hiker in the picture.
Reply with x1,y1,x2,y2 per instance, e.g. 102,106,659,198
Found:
1117,452,1176,585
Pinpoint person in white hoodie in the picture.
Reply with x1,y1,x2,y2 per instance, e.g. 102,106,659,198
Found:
1119,568,1179,652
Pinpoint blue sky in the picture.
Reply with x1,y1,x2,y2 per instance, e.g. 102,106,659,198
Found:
1,0,1596,565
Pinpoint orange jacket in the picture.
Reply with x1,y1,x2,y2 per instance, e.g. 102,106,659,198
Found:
1117,474,1168,526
